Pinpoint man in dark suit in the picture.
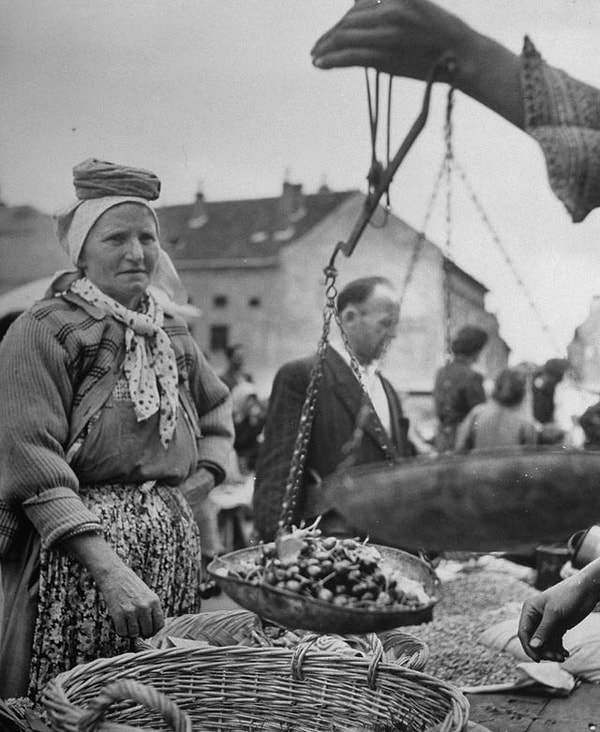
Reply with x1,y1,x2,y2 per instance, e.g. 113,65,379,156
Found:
253,276,416,542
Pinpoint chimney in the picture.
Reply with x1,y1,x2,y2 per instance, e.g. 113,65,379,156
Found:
277,180,305,227
590,295,600,315
187,183,208,229
318,174,331,194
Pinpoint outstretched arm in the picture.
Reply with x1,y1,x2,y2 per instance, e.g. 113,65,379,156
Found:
311,0,524,128
518,556,600,662
311,0,600,223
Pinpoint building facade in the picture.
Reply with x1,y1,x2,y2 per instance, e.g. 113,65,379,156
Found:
157,182,509,398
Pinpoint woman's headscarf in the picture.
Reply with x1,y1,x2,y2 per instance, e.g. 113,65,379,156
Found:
51,158,187,305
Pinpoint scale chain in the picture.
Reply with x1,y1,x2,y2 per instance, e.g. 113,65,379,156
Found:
453,160,562,353
276,267,338,536
443,85,456,360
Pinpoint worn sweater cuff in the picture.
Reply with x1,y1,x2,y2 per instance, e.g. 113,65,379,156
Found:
22,487,102,549
521,36,600,222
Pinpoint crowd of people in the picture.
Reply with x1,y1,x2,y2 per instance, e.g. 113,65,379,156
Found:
2,0,600,704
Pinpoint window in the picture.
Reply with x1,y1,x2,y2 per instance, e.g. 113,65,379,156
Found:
210,325,229,352
248,297,261,308
213,295,228,308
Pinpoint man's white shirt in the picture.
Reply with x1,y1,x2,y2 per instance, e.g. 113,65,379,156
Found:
331,343,392,436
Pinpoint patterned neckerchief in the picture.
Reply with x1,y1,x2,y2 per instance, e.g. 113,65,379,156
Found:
70,277,178,448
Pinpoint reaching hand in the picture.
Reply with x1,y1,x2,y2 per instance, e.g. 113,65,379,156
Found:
310,0,525,129
518,559,600,662
311,0,471,82
96,563,165,638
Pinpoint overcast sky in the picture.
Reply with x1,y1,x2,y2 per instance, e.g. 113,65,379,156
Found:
1,1,599,364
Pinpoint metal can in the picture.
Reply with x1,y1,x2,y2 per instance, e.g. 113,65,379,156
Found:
568,525,600,569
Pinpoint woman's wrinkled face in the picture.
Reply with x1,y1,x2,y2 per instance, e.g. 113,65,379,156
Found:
78,203,160,308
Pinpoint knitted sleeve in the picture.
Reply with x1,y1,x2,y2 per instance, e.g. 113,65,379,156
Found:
183,333,234,485
521,36,600,222
0,313,102,553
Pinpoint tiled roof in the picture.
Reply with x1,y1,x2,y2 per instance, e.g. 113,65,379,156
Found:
155,187,355,264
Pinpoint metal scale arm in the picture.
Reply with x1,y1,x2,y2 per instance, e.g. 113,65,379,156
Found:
275,58,454,544
337,55,456,258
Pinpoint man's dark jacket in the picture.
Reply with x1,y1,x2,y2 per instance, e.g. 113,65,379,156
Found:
253,347,415,541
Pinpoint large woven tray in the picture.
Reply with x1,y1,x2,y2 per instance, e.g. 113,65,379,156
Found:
208,544,441,634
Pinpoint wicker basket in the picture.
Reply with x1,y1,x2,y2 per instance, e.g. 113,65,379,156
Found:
42,645,469,732
48,678,193,732
143,609,430,672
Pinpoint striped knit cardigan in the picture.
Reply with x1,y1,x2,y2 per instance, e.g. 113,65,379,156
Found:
0,291,233,556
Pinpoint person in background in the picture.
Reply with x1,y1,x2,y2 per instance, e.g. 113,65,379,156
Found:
0,159,233,699
231,380,267,473
433,325,488,452
455,367,538,451
196,346,263,568
532,358,569,444
220,343,253,392
552,371,599,449
577,400,600,451
253,276,415,542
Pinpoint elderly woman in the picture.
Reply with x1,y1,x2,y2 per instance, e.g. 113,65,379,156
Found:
0,159,234,699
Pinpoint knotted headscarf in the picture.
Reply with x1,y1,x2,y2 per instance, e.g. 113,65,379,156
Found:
73,157,161,201
52,158,187,304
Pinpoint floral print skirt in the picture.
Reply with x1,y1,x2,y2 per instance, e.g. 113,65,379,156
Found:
27,482,202,700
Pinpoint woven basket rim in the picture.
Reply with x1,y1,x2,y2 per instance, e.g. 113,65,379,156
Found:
42,646,470,732
148,610,430,669
52,643,441,681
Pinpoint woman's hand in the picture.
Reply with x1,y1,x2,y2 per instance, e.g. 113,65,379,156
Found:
95,563,165,638
179,466,217,524
518,558,600,661
311,0,473,81
61,532,165,638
